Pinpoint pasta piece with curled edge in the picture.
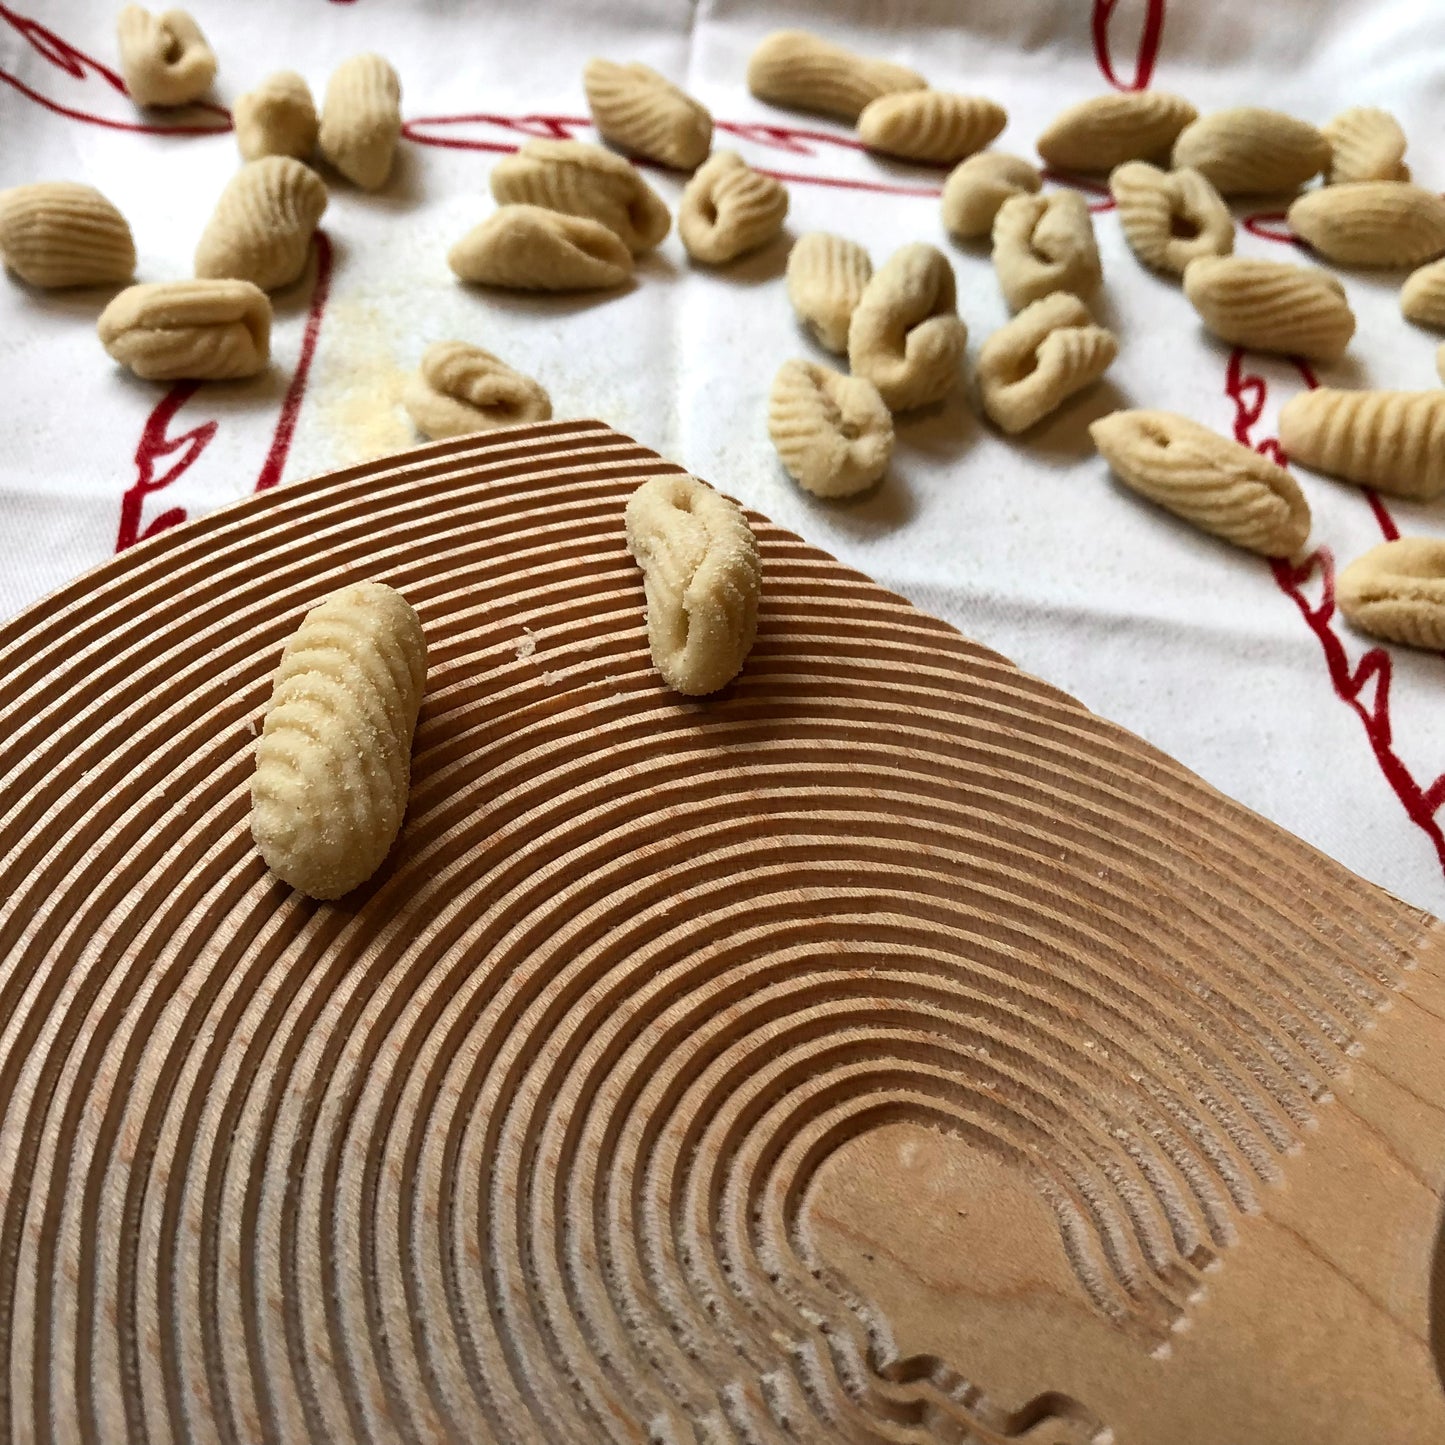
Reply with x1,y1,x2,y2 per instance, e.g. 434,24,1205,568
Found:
0,182,135,288
991,190,1101,312
402,341,552,440
1402,259,1445,329
448,205,633,291
98,278,271,380
1172,107,1329,196
746,29,926,122
1323,107,1409,185
1090,410,1310,557
976,292,1116,435
679,152,788,264
489,140,669,253
194,157,328,292
768,359,894,498
319,54,402,191
857,91,1006,165
251,582,427,900
785,232,871,354
116,5,215,108
234,71,318,162
1183,256,1354,363
848,242,967,412
1287,183,1445,268
1278,387,1445,502
583,59,712,171
1109,162,1232,276
940,153,1041,241
624,474,761,696
1336,538,1445,651
1037,91,1197,172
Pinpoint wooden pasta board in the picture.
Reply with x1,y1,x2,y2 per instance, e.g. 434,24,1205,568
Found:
0,418,1442,1444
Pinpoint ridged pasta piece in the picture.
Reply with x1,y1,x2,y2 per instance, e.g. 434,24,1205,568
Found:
251,582,427,899
97,278,271,380
1171,107,1329,196
624,474,761,696
489,139,669,253
940,152,1041,241
991,189,1101,311
1287,182,1445,268
678,151,788,264
1336,538,1445,650
583,59,712,171
1402,258,1445,328
785,232,871,353
1109,161,1232,275
0,182,135,288
402,340,552,440
234,71,318,162
1322,106,1409,185
318,54,402,191
1278,387,1445,501
1182,255,1354,362
856,91,1006,164
193,157,327,292
1090,409,1310,556
767,359,894,497
1036,91,1197,172
116,5,215,108
448,205,633,291
848,242,966,411
745,29,925,122
976,291,1116,434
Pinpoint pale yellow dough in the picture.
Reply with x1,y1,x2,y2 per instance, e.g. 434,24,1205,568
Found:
848,242,966,411
624,475,761,696
768,359,893,497
251,582,427,899
1091,409,1310,557
977,292,1116,434
318,53,402,190
0,182,135,288
234,71,318,162
745,29,925,122
785,232,872,353
194,157,328,292
1037,91,1197,172
583,59,712,170
1279,387,1445,501
98,278,271,380
490,140,670,253
403,341,552,439
448,205,634,291
1336,538,1445,651
116,5,215,108
678,152,788,265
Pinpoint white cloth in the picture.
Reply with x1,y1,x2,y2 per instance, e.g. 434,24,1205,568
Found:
2,0,1443,911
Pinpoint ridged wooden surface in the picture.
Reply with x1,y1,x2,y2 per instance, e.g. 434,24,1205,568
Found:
1,419,1443,1445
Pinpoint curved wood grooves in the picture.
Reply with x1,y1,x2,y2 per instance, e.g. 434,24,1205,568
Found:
0,420,1438,1444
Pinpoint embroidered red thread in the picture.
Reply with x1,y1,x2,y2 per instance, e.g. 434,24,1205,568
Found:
1241,212,1306,248
1092,0,1166,92
400,113,1113,204
1225,348,1445,873
0,2,229,133
112,231,333,547
114,384,215,552
256,231,334,492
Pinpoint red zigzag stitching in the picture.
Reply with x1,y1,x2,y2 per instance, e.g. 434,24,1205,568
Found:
1224,350,1445,874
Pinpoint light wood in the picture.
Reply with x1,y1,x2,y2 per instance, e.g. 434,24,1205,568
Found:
0,418,1441,1443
